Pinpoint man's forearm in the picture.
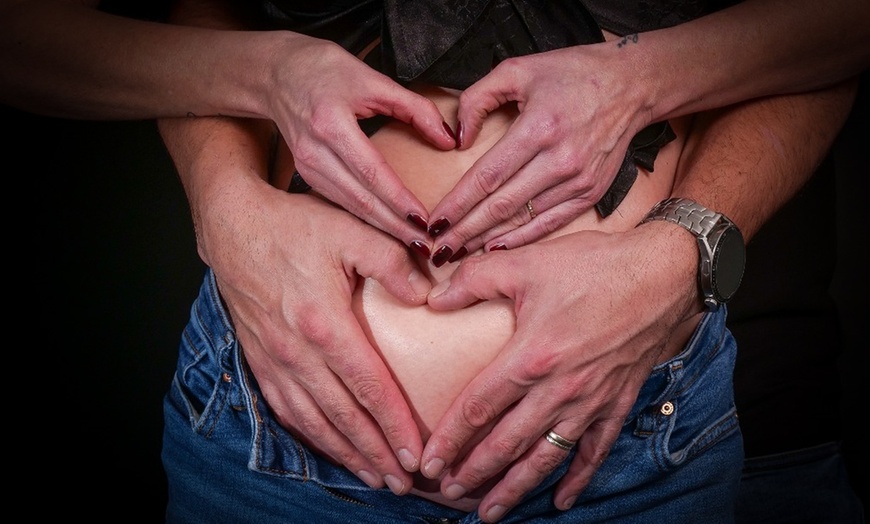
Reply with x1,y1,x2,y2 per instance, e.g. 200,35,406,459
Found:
672,80,858,240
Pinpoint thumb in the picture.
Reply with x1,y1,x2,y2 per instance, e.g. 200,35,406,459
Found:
456,65,522,149
427,251,520,310
347,229,432,306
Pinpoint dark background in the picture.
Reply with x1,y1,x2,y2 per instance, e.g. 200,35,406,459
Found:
12,2,867,520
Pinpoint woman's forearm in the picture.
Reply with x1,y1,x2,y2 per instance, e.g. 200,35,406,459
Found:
0,0,286,120
617,0,869,124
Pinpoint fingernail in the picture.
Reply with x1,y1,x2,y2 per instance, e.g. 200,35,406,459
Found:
429,280,449,299
444,483,467,500
485,505,508,522
428,217,451,238
432,246,453,267
356,470,381,489
489,243,507,251
408,269,431,296
456,121,464,148
423,458,445,478
407,213,428,232
442,121,457,145
410,240,431,258
448,245,468,263
398,448,419,472
561,496,577,510
384,474,406,495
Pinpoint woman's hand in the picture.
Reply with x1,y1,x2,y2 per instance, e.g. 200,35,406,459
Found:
422,225,700,522
266,33,457,250
426,42,650,261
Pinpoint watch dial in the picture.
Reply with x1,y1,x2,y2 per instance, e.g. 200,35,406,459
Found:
714,228,746,301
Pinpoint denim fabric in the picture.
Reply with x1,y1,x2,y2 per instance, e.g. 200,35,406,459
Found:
736,442,865,524
163,269,743,523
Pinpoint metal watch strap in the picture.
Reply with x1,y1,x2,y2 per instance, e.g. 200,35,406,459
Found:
641,197,722,237
640,197,745,311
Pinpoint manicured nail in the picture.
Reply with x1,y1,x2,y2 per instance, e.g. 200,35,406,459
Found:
384,474,406,495
442,121,457,145
356,470,380,488
444,483,467,500
432,246,453,267
423,458,446,479
398,448,419,472
489,243,507,251
447,245,468,263
456,121,464,148
485,505,508,522
407,213,428,232
410,240,431,258
428,217,451,238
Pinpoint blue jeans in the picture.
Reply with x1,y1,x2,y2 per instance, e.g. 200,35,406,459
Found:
736,442,865,523
163,270,743,523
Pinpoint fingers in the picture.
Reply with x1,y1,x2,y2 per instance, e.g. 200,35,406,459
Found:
291,130,433,249
427,248,520,311
450,184,600,257
475,426,579,522
345,228,432,305
259,376,392,490
382,86,459,152
419,351,527,481
552,419,622,511
455,59,524,150
319,306,426,478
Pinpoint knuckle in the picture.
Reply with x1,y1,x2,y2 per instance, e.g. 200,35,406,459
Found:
351,189,377,218
329,405,362,433
462,463,494,488
331,445,361,467
487,195,519,223
351,375,389,413
294,306,337,349
528,112,560,143
472,164,507,196
460,394,499,429
529,447,569,476
491,434,526,462
516,349,559,383
355,162,379,190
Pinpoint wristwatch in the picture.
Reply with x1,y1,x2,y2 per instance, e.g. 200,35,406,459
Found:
641,197,746,311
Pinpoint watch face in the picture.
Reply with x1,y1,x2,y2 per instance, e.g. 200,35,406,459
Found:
713,227,746,302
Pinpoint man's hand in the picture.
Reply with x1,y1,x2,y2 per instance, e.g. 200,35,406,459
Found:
423,224,700,522
197,166,432,494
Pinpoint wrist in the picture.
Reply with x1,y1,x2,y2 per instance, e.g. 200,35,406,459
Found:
640,198,746,311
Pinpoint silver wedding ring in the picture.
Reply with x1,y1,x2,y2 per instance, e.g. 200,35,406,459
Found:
526,200,537,219
545,430,577,451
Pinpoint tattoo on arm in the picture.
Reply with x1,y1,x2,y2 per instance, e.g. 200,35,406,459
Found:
616,33,639,48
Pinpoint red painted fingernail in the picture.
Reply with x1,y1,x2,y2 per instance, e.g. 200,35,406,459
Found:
432,246,453,267
428,217,451,238
447,245,468,263
489,243,507,251
456,121,464,148
442,121,457,146
407,213,428,232
410,240,431,258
